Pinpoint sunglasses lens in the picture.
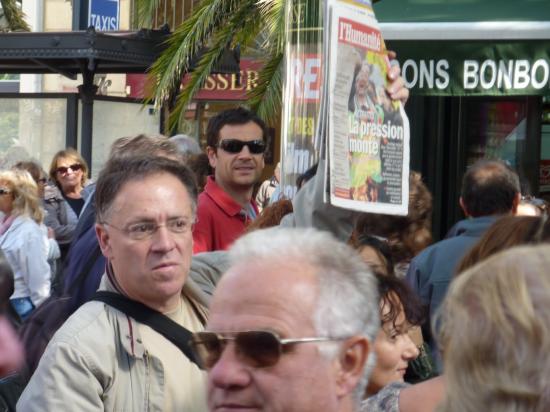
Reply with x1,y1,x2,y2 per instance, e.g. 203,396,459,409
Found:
57,164,82,174
219,139,244,153
247,141,266,154
192,332,225,369
236,331,280,368
219,139,265,154
191,331,281,370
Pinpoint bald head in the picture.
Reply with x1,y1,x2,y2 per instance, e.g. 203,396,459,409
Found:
460,160,520,217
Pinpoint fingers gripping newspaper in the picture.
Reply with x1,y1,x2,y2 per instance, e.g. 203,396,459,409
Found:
325,0,410,215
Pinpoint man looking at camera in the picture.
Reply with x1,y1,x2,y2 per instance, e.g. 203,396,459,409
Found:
193,107,268,253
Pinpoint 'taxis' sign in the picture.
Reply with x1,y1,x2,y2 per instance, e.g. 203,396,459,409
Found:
88,0,119,31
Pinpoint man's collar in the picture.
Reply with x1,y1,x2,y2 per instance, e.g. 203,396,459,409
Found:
204,176,256,217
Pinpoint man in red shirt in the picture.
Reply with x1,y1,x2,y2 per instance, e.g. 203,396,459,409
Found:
192,107,267,253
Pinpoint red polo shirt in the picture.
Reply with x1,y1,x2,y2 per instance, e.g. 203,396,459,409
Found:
192,176,258,253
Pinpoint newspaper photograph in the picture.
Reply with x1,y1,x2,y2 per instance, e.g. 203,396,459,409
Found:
326,0,410,215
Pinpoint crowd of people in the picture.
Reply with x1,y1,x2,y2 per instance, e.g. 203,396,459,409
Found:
0,63,549,412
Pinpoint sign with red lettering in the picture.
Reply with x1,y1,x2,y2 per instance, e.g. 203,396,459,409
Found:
125,59,262,101
288,54,322,103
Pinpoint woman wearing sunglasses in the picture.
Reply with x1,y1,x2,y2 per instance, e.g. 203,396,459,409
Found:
0,170,51,321
45,148,89,260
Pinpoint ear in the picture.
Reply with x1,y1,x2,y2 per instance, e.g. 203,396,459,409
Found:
511,192,521,215
95,223,112,260
206,146,218,169
459,197,470,217
334,336,369,398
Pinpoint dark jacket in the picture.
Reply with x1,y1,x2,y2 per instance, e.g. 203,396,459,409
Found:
406,216,498,368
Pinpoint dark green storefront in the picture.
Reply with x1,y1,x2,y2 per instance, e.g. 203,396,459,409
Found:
374,0,550,238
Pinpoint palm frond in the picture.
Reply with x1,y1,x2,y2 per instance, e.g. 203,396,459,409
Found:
147,0,247,106
135,0,161,28
247,49,283,125
168,0,261,130
255,0,285,53
0,0,30,31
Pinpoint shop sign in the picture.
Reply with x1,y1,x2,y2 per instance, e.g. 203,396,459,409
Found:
191,60,262,101
125,59,262,100
386,39,550,96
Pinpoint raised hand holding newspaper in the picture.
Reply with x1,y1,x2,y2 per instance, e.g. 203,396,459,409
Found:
325,0,410,215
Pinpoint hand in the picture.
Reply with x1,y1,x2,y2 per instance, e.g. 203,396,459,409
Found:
386,50,409,105
47,227,55,239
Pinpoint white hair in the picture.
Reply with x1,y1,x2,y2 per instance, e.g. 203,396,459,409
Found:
169,134,202,157
228,227,380,404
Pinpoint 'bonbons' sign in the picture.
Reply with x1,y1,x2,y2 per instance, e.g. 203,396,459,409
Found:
386,39,550,96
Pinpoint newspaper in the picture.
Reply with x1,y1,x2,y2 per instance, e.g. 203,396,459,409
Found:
325,0,410,215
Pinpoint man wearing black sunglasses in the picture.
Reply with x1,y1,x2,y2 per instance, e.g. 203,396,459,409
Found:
195,227,380,412
193,107,268,254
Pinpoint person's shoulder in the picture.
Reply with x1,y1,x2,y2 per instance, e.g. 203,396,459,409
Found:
363,381,409,412
50,301,116,349
10,216,41,236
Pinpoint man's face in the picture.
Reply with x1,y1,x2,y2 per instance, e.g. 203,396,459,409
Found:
207,121,265,191
205,261,342,412
96,172,194,312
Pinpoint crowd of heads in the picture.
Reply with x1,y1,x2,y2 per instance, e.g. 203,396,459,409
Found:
2,105,550,412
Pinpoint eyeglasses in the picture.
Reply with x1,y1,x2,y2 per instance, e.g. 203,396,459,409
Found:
0,188,11,196
218,139,266,154
56,163,82,175
102,217,193,240
190,330,346,370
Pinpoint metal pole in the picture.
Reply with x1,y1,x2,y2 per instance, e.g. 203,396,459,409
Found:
78,66,98,171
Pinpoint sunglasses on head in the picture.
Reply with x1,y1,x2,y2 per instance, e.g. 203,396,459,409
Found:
190,330,345,370
56,163,82,175
218,139,266,154
0,188,11,196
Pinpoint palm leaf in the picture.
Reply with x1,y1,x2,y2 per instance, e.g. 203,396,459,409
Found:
135,0,161,28
247,49,283,125
255,0,285,53
0,0,30,31
139,0,288,130
147,0,248,106
168,0,261,130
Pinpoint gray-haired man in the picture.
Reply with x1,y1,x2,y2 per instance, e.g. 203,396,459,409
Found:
191,227,380,412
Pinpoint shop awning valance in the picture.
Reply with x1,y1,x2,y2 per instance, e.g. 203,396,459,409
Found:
374,0,550,96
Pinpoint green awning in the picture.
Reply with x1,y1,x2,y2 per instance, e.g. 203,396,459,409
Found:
373,0,550,95
374,0,550,23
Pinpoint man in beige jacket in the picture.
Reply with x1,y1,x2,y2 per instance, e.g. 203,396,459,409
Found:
18,156,214,411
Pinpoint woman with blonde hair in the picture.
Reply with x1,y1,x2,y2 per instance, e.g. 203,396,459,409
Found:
437,245,550,412
0,170,50,320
